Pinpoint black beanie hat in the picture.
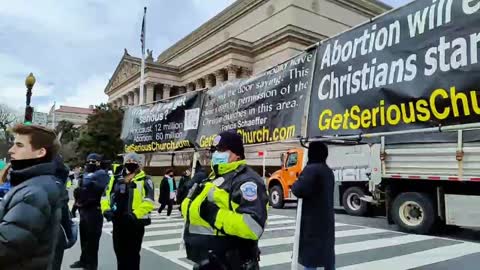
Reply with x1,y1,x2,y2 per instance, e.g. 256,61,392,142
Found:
308,141,328,163
213,131,245,159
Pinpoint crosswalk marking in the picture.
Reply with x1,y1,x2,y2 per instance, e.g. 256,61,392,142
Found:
138,221,185,229
144,228,183,237
335,228,386,238
143,223,300,237
337,242,480,270
259,233,434,267
103,214,288,230
101,211,480,269
336,234,433,254
143,237,181,247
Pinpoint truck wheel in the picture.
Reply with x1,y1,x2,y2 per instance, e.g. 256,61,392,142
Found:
269,185,284,209
342,186,370,216
392,192,436,234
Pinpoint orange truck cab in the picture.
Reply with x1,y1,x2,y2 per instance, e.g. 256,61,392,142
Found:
267,148,304,208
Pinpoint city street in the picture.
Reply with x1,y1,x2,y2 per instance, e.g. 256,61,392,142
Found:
62,205,480,270
3,1,480,270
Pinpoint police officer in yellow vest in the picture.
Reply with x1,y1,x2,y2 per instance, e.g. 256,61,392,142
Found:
101,153,154,270
181,131,268,270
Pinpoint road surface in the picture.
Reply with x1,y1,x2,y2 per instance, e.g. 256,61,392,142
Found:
62,206,480,270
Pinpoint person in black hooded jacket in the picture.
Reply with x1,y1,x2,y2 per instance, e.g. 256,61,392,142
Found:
0,124,63,270
292,142,335,270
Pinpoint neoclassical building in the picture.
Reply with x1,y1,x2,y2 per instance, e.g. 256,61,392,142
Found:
105,0,389,107
104,0,389,167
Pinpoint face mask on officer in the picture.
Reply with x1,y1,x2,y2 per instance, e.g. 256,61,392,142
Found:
212,151,230,165
85,160,99,173
125,163,139,174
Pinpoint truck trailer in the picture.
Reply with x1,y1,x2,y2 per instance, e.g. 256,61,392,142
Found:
268,127,480,234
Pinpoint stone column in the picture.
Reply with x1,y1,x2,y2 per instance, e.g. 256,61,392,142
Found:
127,92,134,105
178,87,187,95
205,74,215,88
195,79,204,90
227,65,240,81
241,67,253,78
163,84,171,100
133,89,139,105
155,87,162,101
215,70,225,85
123,95,129,106
146,83,155,104
187,83,195,92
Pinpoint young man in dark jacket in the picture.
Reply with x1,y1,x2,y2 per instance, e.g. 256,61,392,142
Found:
292,142,335,270
0,124,63,270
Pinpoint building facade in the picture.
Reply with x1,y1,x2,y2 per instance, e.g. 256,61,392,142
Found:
105,0,390,166
48,105,94,127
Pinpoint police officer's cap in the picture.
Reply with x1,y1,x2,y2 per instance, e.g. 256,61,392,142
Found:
212,131,245,159
86,153,102,162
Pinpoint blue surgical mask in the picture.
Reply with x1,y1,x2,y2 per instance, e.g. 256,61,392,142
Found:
212,151,230,165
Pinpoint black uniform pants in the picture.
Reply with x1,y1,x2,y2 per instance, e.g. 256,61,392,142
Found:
187,243,260,270
79,207,103,269
112,217,145,270
158,199,173,216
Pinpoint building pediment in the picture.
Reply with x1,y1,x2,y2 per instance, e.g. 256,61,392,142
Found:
105,49,182,94
104,50,141,94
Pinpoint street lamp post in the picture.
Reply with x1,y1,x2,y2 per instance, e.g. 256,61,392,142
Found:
24,73,36,124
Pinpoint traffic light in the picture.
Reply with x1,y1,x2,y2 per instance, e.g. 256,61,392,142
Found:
24,106,33,125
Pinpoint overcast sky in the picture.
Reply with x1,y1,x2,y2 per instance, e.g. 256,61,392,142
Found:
0,0,409,114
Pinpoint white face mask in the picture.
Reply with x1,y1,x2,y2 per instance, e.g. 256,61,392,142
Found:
211,151,230,166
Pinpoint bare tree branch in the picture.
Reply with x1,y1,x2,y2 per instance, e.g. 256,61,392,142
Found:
0,104,17,143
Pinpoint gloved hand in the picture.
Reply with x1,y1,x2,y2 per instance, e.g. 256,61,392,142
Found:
200,200,220,228
103,210,114,222
128,212,138,221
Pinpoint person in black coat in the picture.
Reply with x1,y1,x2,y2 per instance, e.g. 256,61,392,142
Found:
292,142,335,270
0,124,63,270
185,161,208,192
158,168,175,216
176,169,191,205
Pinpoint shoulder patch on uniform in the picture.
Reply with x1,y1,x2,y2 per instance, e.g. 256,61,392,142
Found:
240,182,257,201
146,178,154,189
213,177,225,186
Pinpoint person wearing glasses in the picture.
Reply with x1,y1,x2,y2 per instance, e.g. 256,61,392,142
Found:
70,153,110,270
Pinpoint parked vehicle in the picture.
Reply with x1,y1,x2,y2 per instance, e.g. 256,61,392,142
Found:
267,146,373,217
267,148,304,209
268,129,480,234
